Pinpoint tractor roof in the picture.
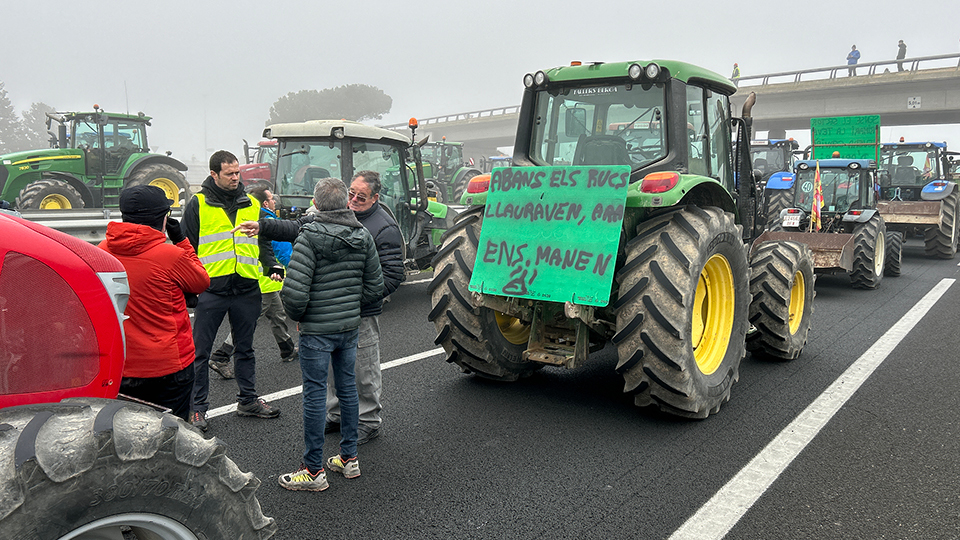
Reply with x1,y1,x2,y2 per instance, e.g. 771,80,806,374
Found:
64,111,152,123
795,159,875,169
263,119,410,145
541,60,737,95
881,142,947,149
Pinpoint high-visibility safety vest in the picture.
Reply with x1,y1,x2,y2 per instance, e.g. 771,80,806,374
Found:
258,266,283,293
196,193,261,280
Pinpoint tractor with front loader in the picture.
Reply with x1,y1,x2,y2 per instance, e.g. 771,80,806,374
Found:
429,60,816,419
876,141,960,259
0,106,190,210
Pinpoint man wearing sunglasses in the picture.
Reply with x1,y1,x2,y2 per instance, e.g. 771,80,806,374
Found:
325,171,405,445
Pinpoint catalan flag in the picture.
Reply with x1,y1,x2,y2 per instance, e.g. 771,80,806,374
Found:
810,161,824,232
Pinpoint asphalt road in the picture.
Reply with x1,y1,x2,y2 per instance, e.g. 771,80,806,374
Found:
200,237,960,540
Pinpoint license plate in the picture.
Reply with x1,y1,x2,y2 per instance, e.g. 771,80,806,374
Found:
782,214,801,228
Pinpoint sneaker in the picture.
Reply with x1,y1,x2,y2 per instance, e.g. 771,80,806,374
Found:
278,464,328,491
190,411,208,432
326,455,361,479
281,347,299,363
209,358,234,380
357,425,380,445
237,398,281,418
324,419,341,434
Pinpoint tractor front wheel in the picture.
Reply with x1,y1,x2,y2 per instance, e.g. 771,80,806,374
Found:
884,230,903,277
16,178,85,210
746,240,815,360
613,206,749,418
924,190,959,259
127,164,191,207
429,206,541,381
850,214,885,289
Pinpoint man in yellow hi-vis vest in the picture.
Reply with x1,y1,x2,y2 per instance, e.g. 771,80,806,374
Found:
182,150,281,431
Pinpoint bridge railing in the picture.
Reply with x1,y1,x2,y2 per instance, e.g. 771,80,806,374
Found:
380,105,520,131
736,53,960,86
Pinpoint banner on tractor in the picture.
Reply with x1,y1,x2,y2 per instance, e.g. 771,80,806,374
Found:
468,166,630,307
810,115,881,161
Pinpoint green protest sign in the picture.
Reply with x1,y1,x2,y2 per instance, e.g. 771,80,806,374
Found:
810,115,880,161
468,165,630,307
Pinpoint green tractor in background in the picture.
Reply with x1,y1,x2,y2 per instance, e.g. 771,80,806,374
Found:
430,60,816,419
0,106,190,210
419,138,482,203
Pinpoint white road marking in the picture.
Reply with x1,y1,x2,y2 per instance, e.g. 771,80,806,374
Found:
402,277,433,286
207,347,445,419
669,278,955,540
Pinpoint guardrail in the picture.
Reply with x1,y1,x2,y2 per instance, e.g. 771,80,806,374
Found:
19,208,184,244
379,105,520,132
736,53,960,86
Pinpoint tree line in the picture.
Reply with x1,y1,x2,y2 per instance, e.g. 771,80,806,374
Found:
0,82,392,155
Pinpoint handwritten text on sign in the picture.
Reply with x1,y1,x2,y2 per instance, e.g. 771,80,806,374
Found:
468,166,630,307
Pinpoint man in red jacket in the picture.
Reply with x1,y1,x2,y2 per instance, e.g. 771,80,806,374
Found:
100,185,210,420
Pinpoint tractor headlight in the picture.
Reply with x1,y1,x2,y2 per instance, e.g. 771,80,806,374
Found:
628,63,643,80
849,162,861,170
523,73,535,88
645,63,661,79
534,70,548,86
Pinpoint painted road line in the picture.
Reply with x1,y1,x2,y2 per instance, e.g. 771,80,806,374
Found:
669,278,956,540
207,347,446,419
402,277,433,286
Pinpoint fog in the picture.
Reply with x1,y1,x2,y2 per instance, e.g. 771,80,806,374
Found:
4,0,958,167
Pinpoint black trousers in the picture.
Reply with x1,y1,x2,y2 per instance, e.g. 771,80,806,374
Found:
120,363,195,421
191,287,262,412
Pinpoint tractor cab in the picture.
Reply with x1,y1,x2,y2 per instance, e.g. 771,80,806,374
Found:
879,142,947,201
58,110,151,176
750,139,800,188
776,159,878,232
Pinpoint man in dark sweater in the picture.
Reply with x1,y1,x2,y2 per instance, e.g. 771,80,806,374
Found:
323,171,405,444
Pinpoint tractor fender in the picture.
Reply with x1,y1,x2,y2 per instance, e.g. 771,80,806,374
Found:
765,171,796,190
920,179,956,201
675,179,738,216
122,154,188,181
452,166,482,186
842,208,878,223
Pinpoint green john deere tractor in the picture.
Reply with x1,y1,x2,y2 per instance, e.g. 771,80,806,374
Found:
419,138,482,203
429,60,817,419
0,106,190,210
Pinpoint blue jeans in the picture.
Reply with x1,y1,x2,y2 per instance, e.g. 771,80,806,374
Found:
299,330,359,471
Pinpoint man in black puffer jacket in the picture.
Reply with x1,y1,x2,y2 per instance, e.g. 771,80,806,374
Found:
325,171,405,445
277,177,382,491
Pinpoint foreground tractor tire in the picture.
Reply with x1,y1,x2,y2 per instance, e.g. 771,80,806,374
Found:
884,230,903,277
127,164,192,207
0,399,277,539
613,206,749,418
746,241,815,360
429,206,541,381
850,214,886,289
924,190,959,259
15,178,85,210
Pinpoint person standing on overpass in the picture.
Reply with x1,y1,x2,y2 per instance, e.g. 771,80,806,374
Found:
847,45,861,76
897,40,907,72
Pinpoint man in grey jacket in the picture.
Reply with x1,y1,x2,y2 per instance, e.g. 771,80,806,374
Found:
277,177,383,492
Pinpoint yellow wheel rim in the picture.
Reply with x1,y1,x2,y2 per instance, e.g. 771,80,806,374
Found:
788,271,805,335
494,311,531,345
691,254,735,375
149,177,182,207
39,194,73,209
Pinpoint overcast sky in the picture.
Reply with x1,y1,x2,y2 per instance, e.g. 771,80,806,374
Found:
4,1,959,166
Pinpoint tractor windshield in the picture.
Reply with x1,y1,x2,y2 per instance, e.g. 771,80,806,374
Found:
750,146,789,176
276,141,344,198
794,167,862,214
528,83,667,168
879,148,940,185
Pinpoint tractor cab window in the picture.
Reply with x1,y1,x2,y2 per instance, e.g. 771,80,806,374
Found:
880,148,940,186
529,83,666,168
750,147,788,176
256,145,277,166
352,142,409,215
795,167,861,213
685,85,733,188
276,141,343,197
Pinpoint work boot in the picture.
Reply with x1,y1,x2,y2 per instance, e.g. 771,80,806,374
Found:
209,357,234,380
236,398,281,418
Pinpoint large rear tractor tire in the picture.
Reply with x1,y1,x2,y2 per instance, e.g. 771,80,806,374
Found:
746,241,815,360
762,188,794,230
127,164,191,207
923,190,959,259
429,206,541,381
612,206,749,419
0,398,276,539
850,214,885,289
15,178,85,210
884,230,903,277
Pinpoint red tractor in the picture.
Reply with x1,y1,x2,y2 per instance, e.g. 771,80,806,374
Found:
240,139,279,193
0,211,276,539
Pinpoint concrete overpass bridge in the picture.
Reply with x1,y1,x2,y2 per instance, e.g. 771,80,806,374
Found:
381,53,960,163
